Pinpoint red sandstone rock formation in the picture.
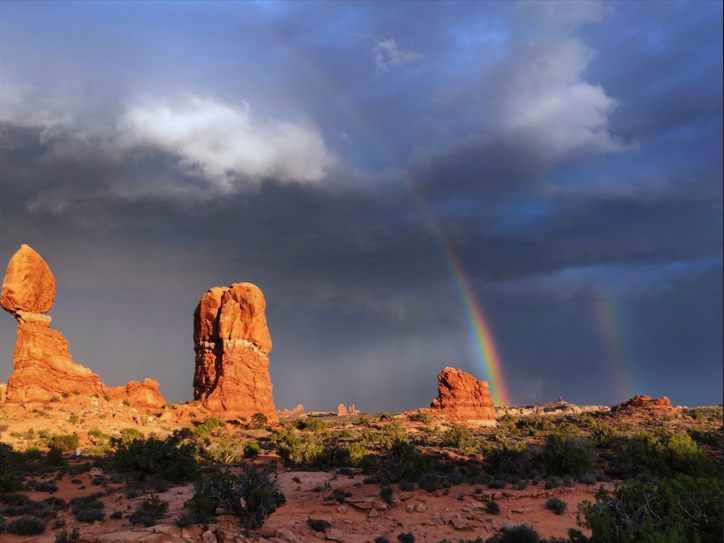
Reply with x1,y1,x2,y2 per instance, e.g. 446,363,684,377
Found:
337,404,348,416
621,395,672,409
1,245,165,408
193,283,277,421
278,404,304,416
427,367,496,424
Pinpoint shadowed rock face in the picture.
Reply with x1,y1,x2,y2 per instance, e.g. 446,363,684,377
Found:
193,282,277,420
429,367,496,423
1,245,166,408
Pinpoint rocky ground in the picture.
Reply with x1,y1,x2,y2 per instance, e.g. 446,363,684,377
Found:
0,396,721,543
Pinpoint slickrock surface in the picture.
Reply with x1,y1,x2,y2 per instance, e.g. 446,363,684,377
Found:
424,367,496,424
1,245,166,408
193,282,277,420
497,399,611,418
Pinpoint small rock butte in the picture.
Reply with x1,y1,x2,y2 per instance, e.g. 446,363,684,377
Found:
424,367,497,424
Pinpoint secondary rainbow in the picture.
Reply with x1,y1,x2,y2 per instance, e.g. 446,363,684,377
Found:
268,31,512,406
591,285,635,402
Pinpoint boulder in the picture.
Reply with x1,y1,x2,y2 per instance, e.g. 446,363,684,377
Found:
193,283,277,420
1,244,55,314
427,367,496,424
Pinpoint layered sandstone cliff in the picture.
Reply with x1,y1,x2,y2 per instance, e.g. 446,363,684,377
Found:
193,283,277,420
1,245,166,408
427,367,496,424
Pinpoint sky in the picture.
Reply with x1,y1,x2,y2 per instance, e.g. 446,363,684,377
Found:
0,1,721,410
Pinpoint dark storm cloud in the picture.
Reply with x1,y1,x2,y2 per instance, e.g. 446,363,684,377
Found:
0,1,721,408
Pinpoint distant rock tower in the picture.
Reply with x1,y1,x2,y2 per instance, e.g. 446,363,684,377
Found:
193,283,278,421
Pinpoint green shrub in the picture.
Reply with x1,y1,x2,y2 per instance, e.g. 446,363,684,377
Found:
294,418,329,432
442,425,477,450
485,524,544,542
70,494,105,523
687,428,723,449
482,442,537,477
308,519,328,532
397,532,415,543
576,475,723,543
545,497,567,515
193,417,226,439
335,442,368,467
244,441,260,458
128,495,169,527
26,446,42,460
538,434,595,477
416,413,432,424
119,428,143,444
112,432,198,483
251,413,269,428
613,430,717,479
47,447,64,466
588,421,617,449
5,515,46,535
48,434,79,452
690,409,706,421
485,501,500,515
184,464,284,529
55,528,80,543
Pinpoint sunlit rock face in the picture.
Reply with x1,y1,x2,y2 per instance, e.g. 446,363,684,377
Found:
1,245,166,408
428,367,496,424
193,282,277,421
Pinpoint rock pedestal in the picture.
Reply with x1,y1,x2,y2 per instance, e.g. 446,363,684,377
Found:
1,245,166,407
193,283,277,421
428,367,496,424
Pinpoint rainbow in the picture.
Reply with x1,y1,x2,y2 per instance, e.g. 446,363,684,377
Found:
267,30,512,406
591,285,635,402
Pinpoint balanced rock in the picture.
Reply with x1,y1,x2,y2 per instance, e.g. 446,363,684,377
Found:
193,283,277,420
1,245,165,407
427,367,496,425
1,244,55,315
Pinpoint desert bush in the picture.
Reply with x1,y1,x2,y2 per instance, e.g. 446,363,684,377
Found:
415,412,433,424
381,440,436,483
380,485,394,504
308,518,328,532
26,446,41,460
70,494,105,523
397,532,415,543
110,510,123,519
48,434,79,452
538,434,595,477
47,447,64,466
5,515,46,535
576,474,723,543
334,442,368,467
690,409,706,421
55,528,80,543
119,428,143,444
545,497,567,515
294,418,329,432
185,464,285,529
112,432,198,483
687,428,723,449
442,424,477,450
611,430,717,479
207,441,245,465
482,442,537,477
174,513,196,528
128,495,169,527
485,501,500,515
484,524,546,543
251,413,269,428
587,421,617,449
244,440,261,458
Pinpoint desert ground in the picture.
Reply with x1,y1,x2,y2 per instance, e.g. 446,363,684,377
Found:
0,396,721,543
